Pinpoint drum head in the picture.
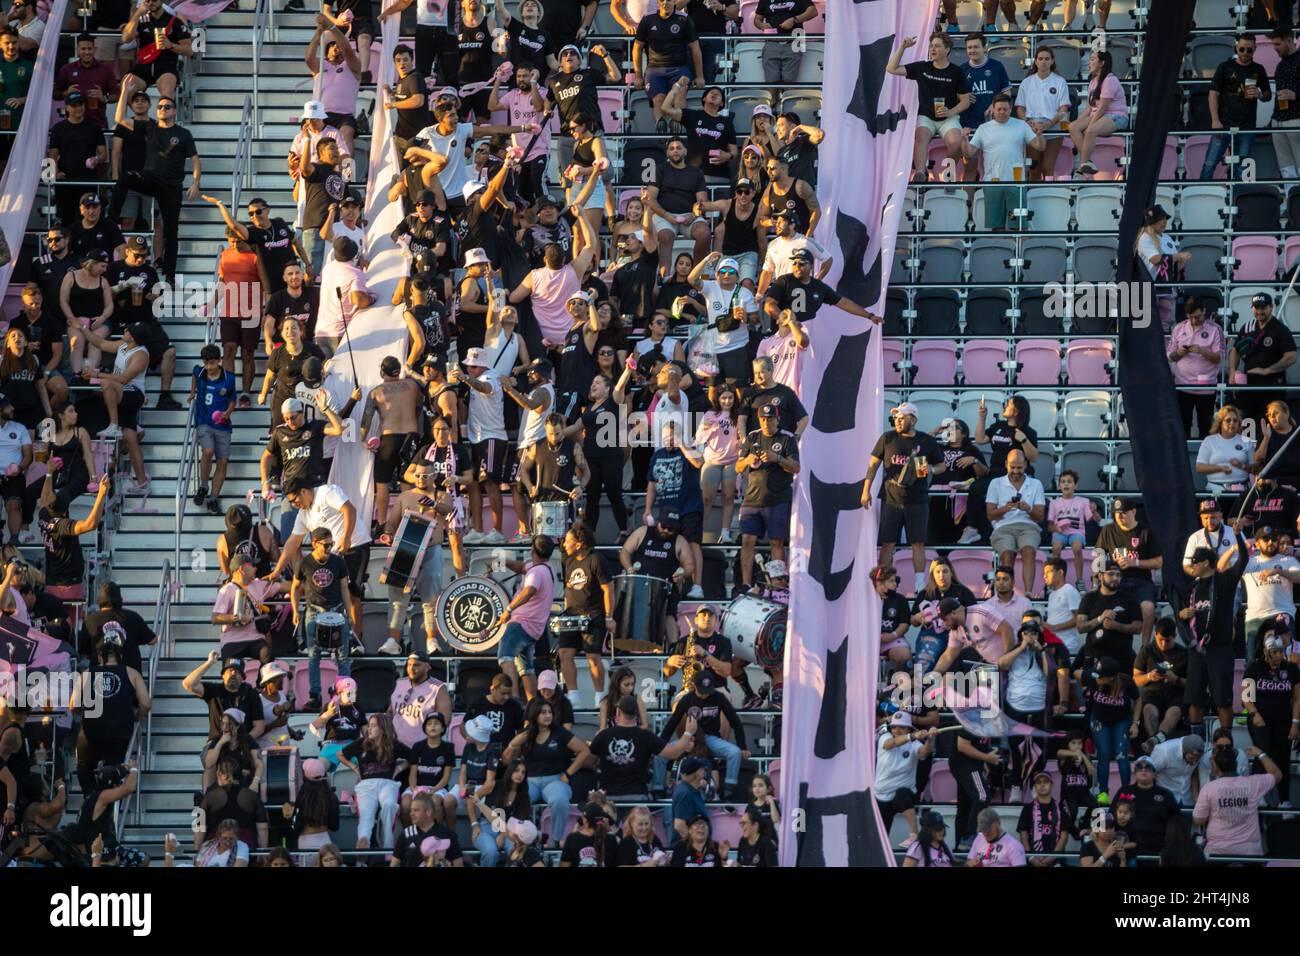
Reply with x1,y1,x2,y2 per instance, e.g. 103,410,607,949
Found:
315,612,346,627
435,575,510,653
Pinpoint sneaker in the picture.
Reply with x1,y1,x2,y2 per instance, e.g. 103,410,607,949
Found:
205,496,222,515
305,693,322,713
897,833,918,850
377,637,404,656
463,530,486,544
284,0,304,8
686,584,704,598
957,527,981,544
426,636,439,656
237,393,252,409
1009,786,1022,803
507,530,530,543
717,528,733,544
127,476,151,496
98,424,123,440
1078,160,1098,175
945,21,961,33
156,392,182,411
741,694,763,710
483,529,506,544
193,486,208,507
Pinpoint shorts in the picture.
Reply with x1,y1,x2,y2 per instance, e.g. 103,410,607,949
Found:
197,422,233,459
119,388,145,431
0,474,22,501
728,251,759,283
982,185,1019,230
220,315,260,352
349,16,379,37
343,544,370,595
497,621,539,674
740,501,791,541
646,65,692,100
1184,644,1234,711
880,635,910,657
700,461,736,490
472,438,510,484
715,346,751,385
128,60,178,87
375,432,418,484
1104,114,1131,131
567,174,607,211
990,523,1041,553
325,111,357,133
877,788,916,815
1118,577,1158,608
117,189,150,223
878,500,927,546
918,114,962,137
678,509,703,544
651,213,707,238
221,636,269,660
1051,531,1085,548
555,612,605,654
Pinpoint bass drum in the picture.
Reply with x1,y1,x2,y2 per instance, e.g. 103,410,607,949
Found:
612,573,667,648
435,575,510,653
379,511,438,593
259,744,300,807
720,595,787,669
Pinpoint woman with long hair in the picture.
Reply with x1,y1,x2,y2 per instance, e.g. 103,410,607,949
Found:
263,846,296,868
1159,816,1206,866
258,317,328,429
1254,401,1300,489
1015,47,1070,181
0,327,51,429
471,759,532,866
1197,404,1254,496
1081,656,1139,790
744,105,778,162
930,418,988,544
563,112,612,239
201,709,264,791
59,251,113,376
47,399,95,508
317,842,345,867
737,144,769,196
598,666,649,729
670,812,727,866
616,804,668,866
481,294,530,381
656,252,705,324
1134,205,1192,332
559,801,618,867
911,557,976,674
736,804,778,867
339,713,410,850
504,816,546,867
504,697,590,847
611,196,646,267
284,757,340,864
970,394,1039,544
697,383,740,543
195,818,251,867
901,810,954,867
1071,49,1129,176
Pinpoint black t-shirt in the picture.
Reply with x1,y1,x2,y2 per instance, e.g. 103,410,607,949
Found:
26,315,66,369
138,120,197,187
939,440,987,485
463,696,525,745
880,590,912,639
295,552,349,607
456,22,493,81
740,428,798,506
39,508,83,586
668,631,732,693
1244,659,1300,725
264,289,320,343
686,0,730,33
563,550,610,614
540,0,590,41
1079,837,1124,867
34,254,75,310
408,739,456,787
1257,438,1300,491
580,397,621,460
136,12,190,71
1095,520,1160,582
1077,588,1136,664
561,830,619,866
870,430,946,506
267,343,328,408
739,381,805,433
1,363,43,416
1017,797,1073,853
778,131,819,187
244,218,298,290
70,218,125,260
112,118,146,173
904,59,970,119
506,18,553,74
766,274,840,325
736,834,778,867
670,841,722,866
949,728,993,774
611,248,660,321
680,108,735,174
1081,672,1137,724
394,71,434,140
461,741,503,784
984,421,1038,477
1210,58,1271,128
301,163,348,230
615,834,666,865
48,118,104,178
341,739,411,780
200,681,261,739
392,211,450,273
522,726,575,777
590,725,665,795
547,69,601,128
654,160,708,215
1133,641,1188,700
1112,783,1179,854
755,0,812,34
106,261,158,327
1235,318,1296,385
324,702,365,741
635,12,697,67
267,419,328,488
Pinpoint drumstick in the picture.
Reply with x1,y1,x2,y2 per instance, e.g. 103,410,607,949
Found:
550,484,574,497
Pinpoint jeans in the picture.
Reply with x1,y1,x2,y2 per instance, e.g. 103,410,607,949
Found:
473,829,515,867
1089,717,1131,793
306,602,352,695
653,734,743,793
301,228,327,276
528,774,573,844
1199,131,1256,180
355,777,400,849
279,504,299,545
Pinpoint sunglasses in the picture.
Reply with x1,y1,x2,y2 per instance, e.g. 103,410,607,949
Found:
735,188,753,195
158,104,175,111
598,348,615,356
415,200,433,207
718,268,737,275
248,207,268,215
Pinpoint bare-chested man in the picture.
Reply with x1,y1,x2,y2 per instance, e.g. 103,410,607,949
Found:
500,357,556,541
361,355,424,533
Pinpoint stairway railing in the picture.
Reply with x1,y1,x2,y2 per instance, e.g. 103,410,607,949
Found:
252,0,275,130
120,559,171,833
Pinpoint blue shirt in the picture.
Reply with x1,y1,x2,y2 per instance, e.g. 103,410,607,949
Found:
194,367,237,431
649,448,704,515
962,58,1010,129
670,781,709,845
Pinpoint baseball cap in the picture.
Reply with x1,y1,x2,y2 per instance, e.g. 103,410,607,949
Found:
765,559,788,578
415,188,438,206
1253,292,1274,307
221,657,245,674
506,817,539,845
82,248,110,265
717,257,740,273
528,357,554,377
891,402,920,419
680,756,710,775
227,553,248,573
406,650,430,664
567,290,590,304
1031,770,1053,784
125,235,149,253
302,99,327,120
775,208,798,222
463,246,490,267
694,603,718,618
537,669,559,691
937,596,964,616
281,397,305,416
1256,524,1279,539
1097,657,1121,677
734,177,756,191
757,403,778,418
1134,756,1156,770
462,181,487,202
888,711,913,729
303,757,328,781
434,87,460,103
559,43,581,56
752,103,773,118
1111,496,1137,513
65,91,85,105
462,347,489,367
79,191,101,206
537,195,562,210
1198,498,1221,514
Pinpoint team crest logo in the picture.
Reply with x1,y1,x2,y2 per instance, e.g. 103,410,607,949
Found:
436,576,509,652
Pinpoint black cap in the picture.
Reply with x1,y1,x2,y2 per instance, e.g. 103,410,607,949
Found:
1111,496,1137,513
654,508,681,533
380,355,402,376
1098,657,1120,677
79,191,100,206
1256,525,1279,539
82,248,109,265
221,656,245,674
415,188,438,206
937,596,963,616
1198,498,1221,514
65,91,85,105
735,177,756,190
406,649,430,663
537,195,562,210
758,403,779,418
1253,292,1274,308
125,235,149,252
581,802,608,824
775,208,798,221
1142,204,1170,226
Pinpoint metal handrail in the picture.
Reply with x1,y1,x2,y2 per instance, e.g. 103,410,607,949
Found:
252,0,274,129
119,560,171,834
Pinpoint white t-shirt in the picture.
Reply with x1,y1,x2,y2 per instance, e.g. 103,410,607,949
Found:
969,117,1036,181
416,0,451,27
0,420,30,473
1182,524,1239,566
874,727,923,802
1149,736,1199,806
1014,71,1071,121
1196,433,1255,489
1005,649,1048,712
291,482,352,549
417,121,476,198
1046,583,1082,655
466,368,507,443
987,474,1046,530
700,279,756,353
762,233,829,283
322,222,365,268
635,336,682,360
316,259,370,338
1242,553,1300,620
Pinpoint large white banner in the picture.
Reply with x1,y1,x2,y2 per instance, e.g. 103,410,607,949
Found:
779,0,937,867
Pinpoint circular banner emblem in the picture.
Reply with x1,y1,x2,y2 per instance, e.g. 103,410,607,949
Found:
436,575,509,652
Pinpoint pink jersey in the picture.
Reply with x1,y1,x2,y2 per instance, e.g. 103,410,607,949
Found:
530,265,580,345
389,677,446,748
967,833,1026,866
948,602,1007,663
1047,495,1090,536
757,331,804,391
1194,773,1275,856
694,410,739,466
1166,318,1224,389
500,88,551,163
317,60,361,120
906,841,953,866
511,562,556,640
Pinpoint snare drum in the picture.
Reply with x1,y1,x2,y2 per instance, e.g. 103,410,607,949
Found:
612,573,668,648
720,595,786,669
379,511,438,594
313,611,347,651
531,500,572,538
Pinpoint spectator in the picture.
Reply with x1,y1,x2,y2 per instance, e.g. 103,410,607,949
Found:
120,0,193,105
1168,296,1225,438
6,0,41,53
902,809,954,867
590,693,697,800
1135,205,1191,332
1046,472,1088,582
1113,756,1179,859
1080,656,1139,793
182,651,266,757
545,43,622,174
752,0,816,86
1182,497,1238,576
661,81,737,181
670,761,712,834
1229,293,1296,433
304,19,362,156
560,801,620,866
297,137,350,277
1078,808,1126,867
960,33,1011,139
316,236,375,355
1196,406,1255,499
646,136,710,271
47,95,108,228
1242,633,1300,804
340,714,411,851
632,0,703,130
959,94,1042,229
888,33,971,183
670,812,727,866
1133,617,1187,752
1095,497,1161,645
1201,34,1271,180
1074,554,1139,671
1148,733,1205,807
735,402,798,593
1180,542,1248,737
503,698,591,848
71,627,150,793
283,758,340,862
1071,49,1128,177
211,554,282,664
0,30,31,162
1015,46,1071,181
690,252,760,385
322,0,377,85
1241,524,1300,661
986,449,1046,597
967,806,1025,866
933,595,1015,672
1271,27,1300,179
1256,401,1300,490
910,557,976,673
875,712,936,849
55,34,118,130
1017,770,1072,866
1193,744,1282,857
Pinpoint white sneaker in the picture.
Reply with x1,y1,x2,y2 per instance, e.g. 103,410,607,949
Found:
127,476,151,496
1009,786,1022,803
377,638,403,656
957,527,981,545
463,530,486,544
98,424,123,440
483,529,506,545
687,584,704,598
568,690,583,709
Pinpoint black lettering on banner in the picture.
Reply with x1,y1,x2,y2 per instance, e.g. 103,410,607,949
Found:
813,635,848,757
807,473,863,601
847,34,908,135
810,329,870,434
834,209,884,312
795,784,890,867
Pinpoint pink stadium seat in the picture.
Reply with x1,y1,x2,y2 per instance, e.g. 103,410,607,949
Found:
947,549,993,595
911,340,958,385
1064,339,1115,386
803,0,825,33
883,340,906,385
1284,235,1300,274
293,660,338,710
891,549,939,597
1089,138,1126,180
1050,141,1075,180
709,807,744,847
597,89,624,133
244,660,260,685
449,714,466,757
1014,339,1063,385
1159,138,1179,180
960,340,1009,386
1182,136,1228,180
1254,34,1281,75
1231,235,1280,282
767,758,780,793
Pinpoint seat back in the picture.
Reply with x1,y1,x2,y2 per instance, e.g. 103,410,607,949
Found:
1014,339,1063,386
961,340,1010,386
912,341,960,385
1064,339,1115,386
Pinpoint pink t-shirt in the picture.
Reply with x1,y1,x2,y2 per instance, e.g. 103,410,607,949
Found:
967,832,1026,867
530,265,580,345
1194,773,1275,856
318,61,361,119
905,841,952,866
390,677,446,748
948,602,1007,663
694,410,739,466
1090,73,1128,118
1166,319,1224,388
757,331,805,392
1047,496,1090,537
316,259,371,338
500,88,551,163
213,579,274,647
511,562,556,640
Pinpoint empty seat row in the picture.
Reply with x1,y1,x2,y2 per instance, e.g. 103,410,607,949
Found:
884,338,1115,388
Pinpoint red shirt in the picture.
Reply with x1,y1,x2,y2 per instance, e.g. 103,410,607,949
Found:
54,60,118,128
218,248,263,319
